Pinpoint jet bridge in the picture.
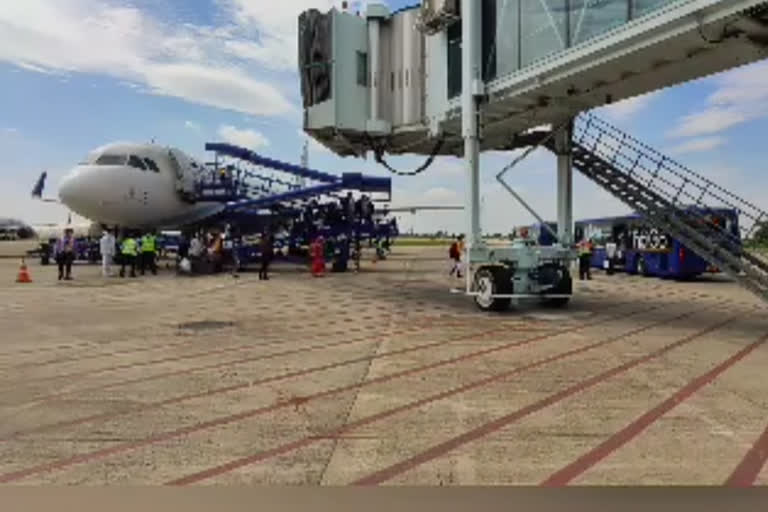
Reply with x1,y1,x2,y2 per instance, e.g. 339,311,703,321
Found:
301,0,768,158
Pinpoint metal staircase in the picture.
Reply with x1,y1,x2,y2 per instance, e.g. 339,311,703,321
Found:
552,113,768,302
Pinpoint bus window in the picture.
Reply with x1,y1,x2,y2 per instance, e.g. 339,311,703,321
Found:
128,155,147,171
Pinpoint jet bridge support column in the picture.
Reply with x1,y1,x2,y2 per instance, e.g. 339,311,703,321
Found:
461,0,483,253
555,119,574,246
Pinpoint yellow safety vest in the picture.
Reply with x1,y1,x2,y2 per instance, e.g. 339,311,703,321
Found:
121,238,137,256
141,235,156,253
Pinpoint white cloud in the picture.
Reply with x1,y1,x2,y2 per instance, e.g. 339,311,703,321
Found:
668,61,768,138
219,0,338,71
667,136,726,155
423,187,461,203
430,158,464,177
297,130,333,155
0,0,294,117
185,121,201,132
597,91,659,122
667,108,749,138
218,125,270,149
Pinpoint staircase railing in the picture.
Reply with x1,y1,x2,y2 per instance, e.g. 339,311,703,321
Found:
571,113,768,254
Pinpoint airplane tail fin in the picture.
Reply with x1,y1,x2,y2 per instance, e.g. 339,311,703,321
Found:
31,171,47,198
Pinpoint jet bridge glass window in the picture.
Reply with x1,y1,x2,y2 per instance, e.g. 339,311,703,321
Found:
446,0,497,100
356,51,368,86
631,0,671,19
128,155,147,171
94,154,128,166
446,21,462,99
569,0,630,46
520,0,568,67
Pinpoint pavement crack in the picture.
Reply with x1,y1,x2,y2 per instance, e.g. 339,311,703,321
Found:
316,257,415,484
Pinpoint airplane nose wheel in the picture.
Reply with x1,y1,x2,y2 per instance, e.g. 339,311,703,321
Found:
473,267,512,312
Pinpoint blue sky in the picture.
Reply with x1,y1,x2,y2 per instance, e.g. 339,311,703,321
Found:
1,0,768,234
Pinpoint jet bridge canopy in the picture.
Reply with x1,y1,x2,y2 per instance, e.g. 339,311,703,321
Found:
300,0,768,158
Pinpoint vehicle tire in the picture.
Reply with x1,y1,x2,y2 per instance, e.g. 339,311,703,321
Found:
473,266,512,312
544,297,570,308
542,265,571,308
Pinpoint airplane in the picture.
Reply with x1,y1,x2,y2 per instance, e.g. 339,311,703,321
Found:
0,217,37,240
52,142,227,230
46,140,464,232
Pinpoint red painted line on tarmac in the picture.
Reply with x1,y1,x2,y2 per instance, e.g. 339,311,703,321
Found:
10,318,434,409
724,423,768,486
0,301,661,482
0,317,500,439
8,312,400,384
5,334,250,372
541,330,768,486
166,308,702,486
349,314,741,486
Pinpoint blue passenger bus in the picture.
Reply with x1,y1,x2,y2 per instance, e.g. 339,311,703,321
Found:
574,207,740,279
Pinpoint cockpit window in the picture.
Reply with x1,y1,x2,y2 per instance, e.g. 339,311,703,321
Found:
128,155,147,170
143,158,160,173
95,154,128,166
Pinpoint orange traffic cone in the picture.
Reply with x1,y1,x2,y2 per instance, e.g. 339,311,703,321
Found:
16,258,32,283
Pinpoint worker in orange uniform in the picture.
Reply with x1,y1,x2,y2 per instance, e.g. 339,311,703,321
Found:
311,235,326,277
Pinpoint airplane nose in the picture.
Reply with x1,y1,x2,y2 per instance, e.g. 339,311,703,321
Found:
57,170,77,205
57,166,102,217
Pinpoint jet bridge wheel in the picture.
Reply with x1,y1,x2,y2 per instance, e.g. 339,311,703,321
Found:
473,266,513,312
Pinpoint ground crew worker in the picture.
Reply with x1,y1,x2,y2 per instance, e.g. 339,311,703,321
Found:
259,231,274,280
99,228,116,277
311,235,325,277
605,238,617,275
120,233,138,278
140,231,158,275
578,237,593,280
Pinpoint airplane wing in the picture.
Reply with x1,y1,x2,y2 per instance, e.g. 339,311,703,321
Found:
382,205,464,214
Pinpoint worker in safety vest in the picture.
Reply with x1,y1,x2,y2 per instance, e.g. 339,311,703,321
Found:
140,231,158,276
119,233,138,278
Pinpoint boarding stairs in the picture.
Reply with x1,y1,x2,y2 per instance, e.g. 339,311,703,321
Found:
545,113,768,303
203,143,392,210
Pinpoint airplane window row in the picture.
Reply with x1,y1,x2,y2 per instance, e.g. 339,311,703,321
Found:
93,153,160,173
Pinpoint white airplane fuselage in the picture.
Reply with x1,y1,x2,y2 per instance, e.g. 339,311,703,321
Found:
58,142,224,230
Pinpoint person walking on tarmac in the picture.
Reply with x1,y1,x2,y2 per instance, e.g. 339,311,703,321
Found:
139,231,158,275
119,233,138,278
99,227,116,277
258,230,274,280
578,237,593,280
311,235,326,277
448,234,465,279
54,227,76,281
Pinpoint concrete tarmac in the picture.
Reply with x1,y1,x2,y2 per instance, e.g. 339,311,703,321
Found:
0,247,766,486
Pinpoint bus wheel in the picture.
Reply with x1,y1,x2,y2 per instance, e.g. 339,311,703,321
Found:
473,267,512,312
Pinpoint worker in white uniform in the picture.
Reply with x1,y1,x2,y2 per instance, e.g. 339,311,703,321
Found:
99,228,116,277
605,239,618,275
